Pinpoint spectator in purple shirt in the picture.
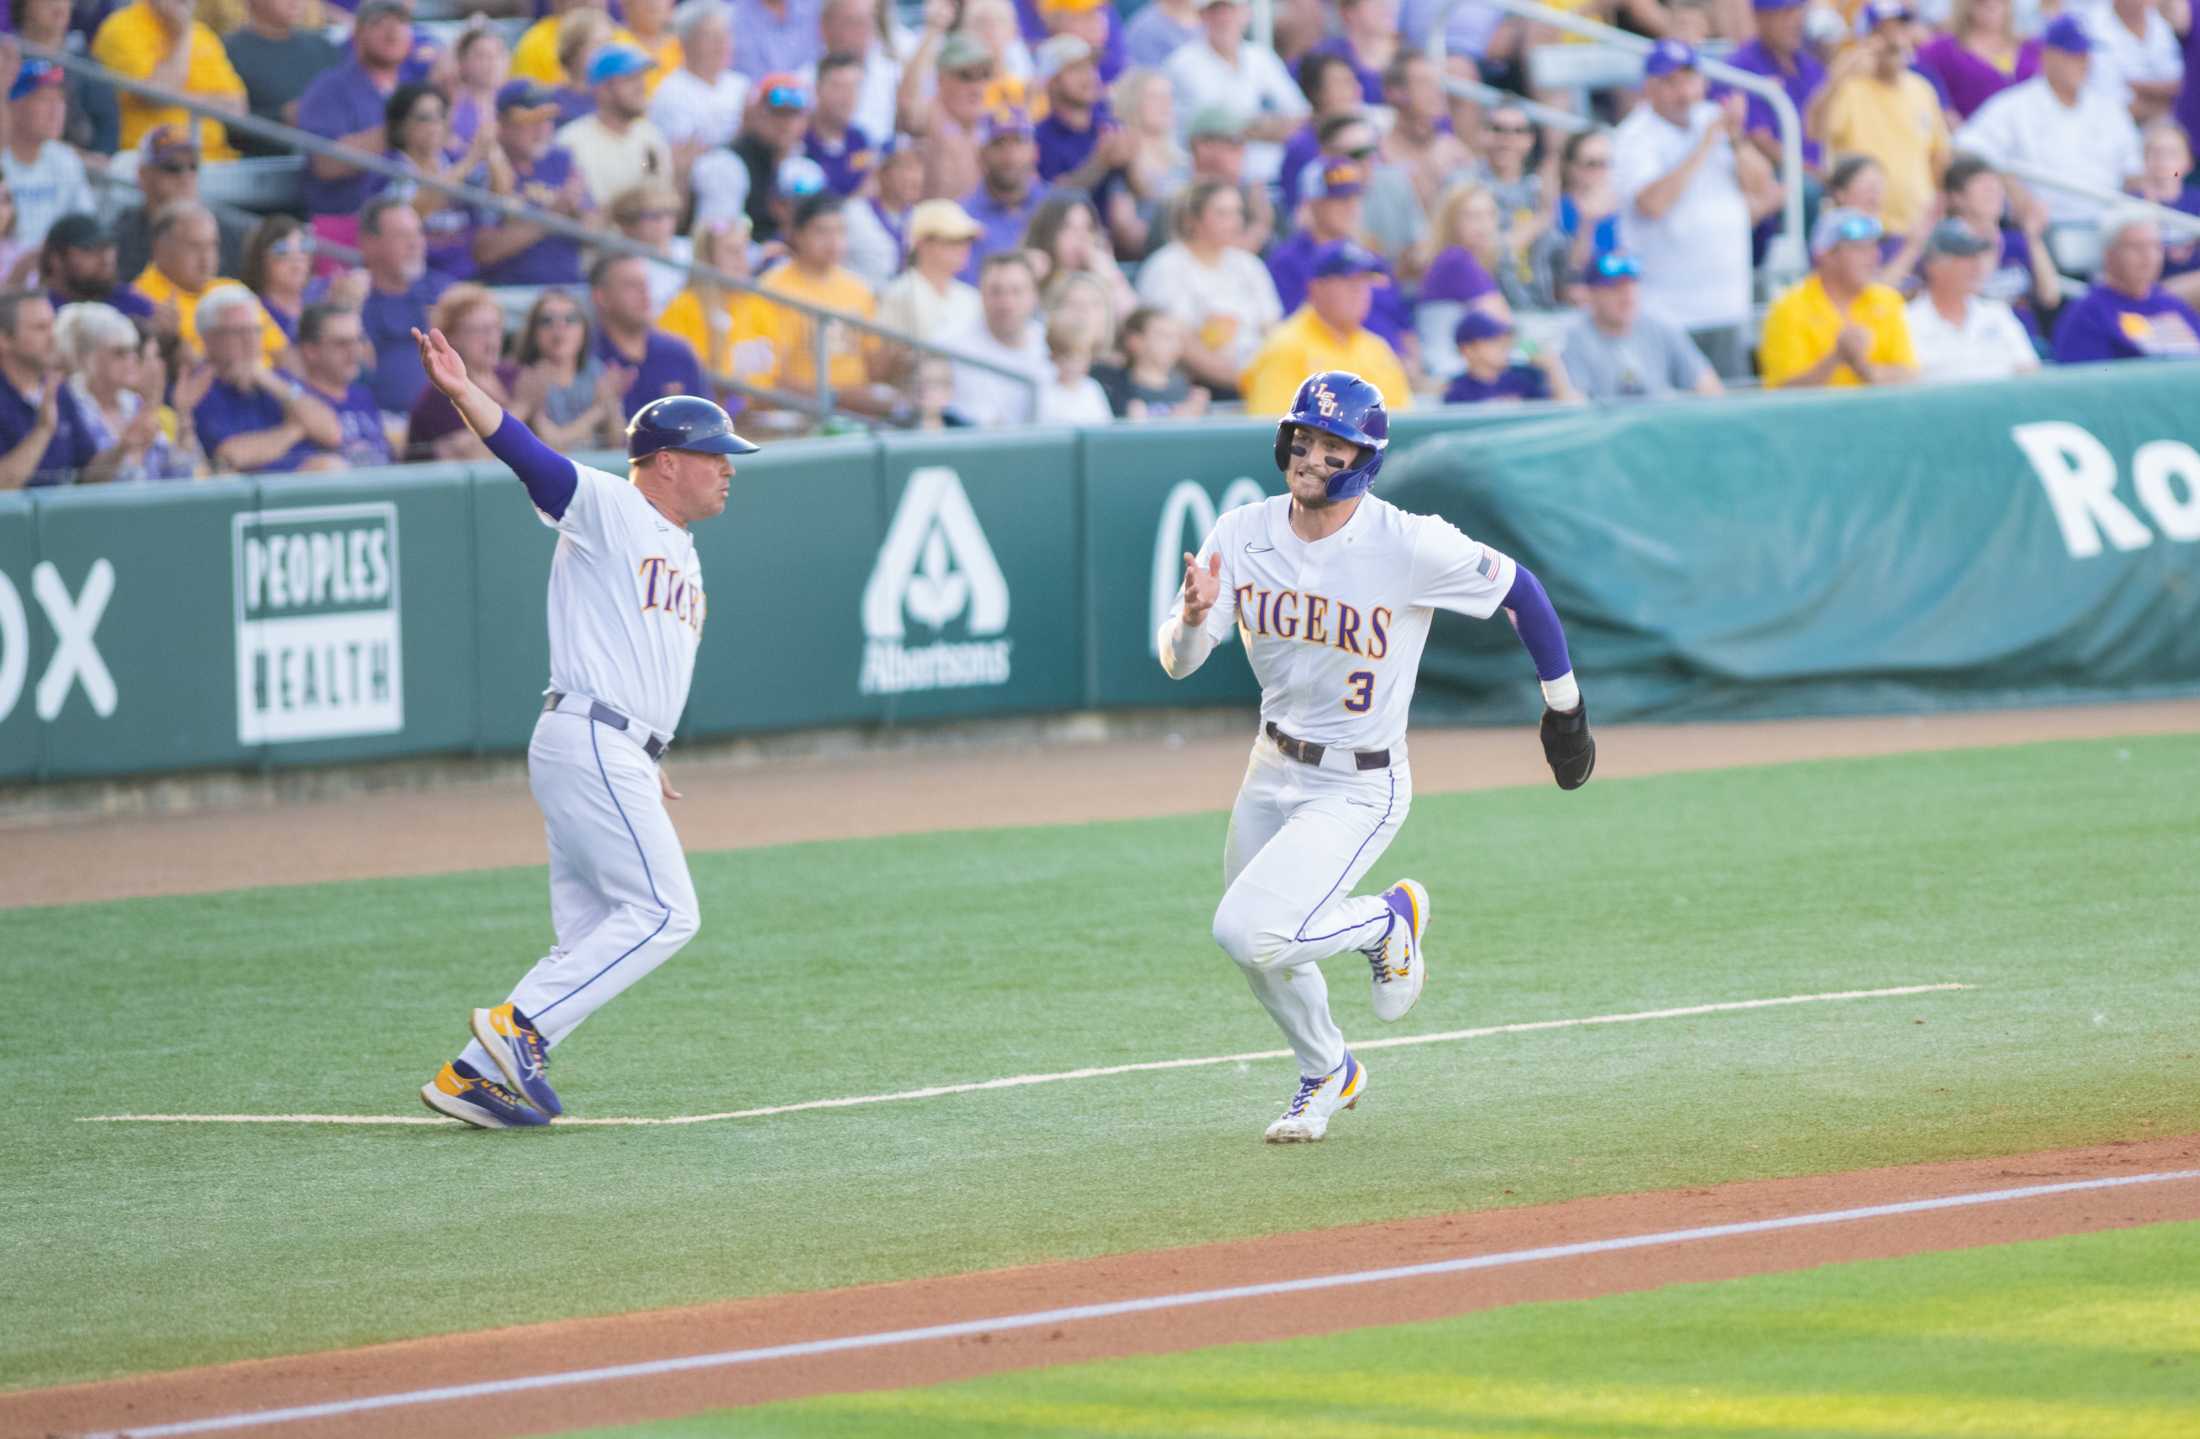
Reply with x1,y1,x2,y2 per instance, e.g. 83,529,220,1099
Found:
39,214,156,328
385,83,492,282
0,289,112,487
296,0,431,256
1032,33,1121,187
1278,54,1364,218
294,302,396,467
1031,0,1126,83
590,252,705,417
961,107,1050,281
355,196,455,414
190,285,345,475
2179,15,2200,154
730,0,825,81
1915,0,2040,121
1722,0,1826,173
2133,120,2200,302
472,81,592,285
805,52,878,196
1310,0,1398,103
1443,309,1575,404
2054,206,2200,362
1266,158,1411,353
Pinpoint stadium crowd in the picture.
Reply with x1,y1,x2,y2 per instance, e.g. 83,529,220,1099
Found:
0,0,2196,484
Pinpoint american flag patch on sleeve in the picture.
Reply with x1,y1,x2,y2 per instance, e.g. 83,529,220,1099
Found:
1476,547,1502,582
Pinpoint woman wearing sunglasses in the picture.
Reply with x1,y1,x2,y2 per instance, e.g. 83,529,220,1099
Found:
384,83,498,282
240,215,315,350
507,288,632,452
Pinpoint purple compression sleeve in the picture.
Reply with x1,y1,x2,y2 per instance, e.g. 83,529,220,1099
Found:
485,410,578,519
1503,563,1572,682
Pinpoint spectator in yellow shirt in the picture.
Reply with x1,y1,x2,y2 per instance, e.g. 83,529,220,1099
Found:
512,0,641,88
1808,0,1952,235
1760,207,1919,387
657,215,782,395
131,203,285,360
1239,240,1413,416
753,192,900,419
91,0,250,161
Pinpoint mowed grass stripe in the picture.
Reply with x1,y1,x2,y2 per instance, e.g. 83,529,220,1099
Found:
664,1221,2200,1439
1,733,2194,1388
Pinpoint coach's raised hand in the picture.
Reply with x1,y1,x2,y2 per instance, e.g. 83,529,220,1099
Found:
413,327,503,440
1181,551,1222,626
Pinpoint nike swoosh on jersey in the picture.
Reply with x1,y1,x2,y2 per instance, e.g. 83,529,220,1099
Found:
1245,543,1276,553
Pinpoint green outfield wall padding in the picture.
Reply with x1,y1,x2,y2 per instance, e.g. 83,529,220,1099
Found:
1385,364,2200,724
2,371,2194,785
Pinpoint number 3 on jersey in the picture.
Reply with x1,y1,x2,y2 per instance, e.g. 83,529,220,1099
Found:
1343,670,1375,712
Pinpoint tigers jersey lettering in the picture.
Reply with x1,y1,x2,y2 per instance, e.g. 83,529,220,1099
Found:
1173,494,1515,752
538,462,705,737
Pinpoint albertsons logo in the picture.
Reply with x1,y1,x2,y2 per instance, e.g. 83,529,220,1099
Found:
232,503,403,743
859,466,1011,695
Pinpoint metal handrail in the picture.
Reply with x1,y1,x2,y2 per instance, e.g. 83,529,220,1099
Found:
1431,0,1808,286
20,38,1039,423
85,165,367,267
1441,77,1590,135
1996,160,2200,240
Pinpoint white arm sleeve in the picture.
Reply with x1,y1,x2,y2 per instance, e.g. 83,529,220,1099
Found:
1156,521,1240,678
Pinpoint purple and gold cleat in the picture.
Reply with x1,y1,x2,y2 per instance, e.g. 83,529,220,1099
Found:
420,1060,551,1129
469,1003,563,1117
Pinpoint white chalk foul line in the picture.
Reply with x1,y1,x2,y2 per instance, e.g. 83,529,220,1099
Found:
85,1166,2199,1438
79,983,1971,1129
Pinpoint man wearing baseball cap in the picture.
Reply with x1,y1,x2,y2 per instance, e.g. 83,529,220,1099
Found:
1557,250,1722,401
1238,239,1411,415
557,45,674,207
295,0,435,249
2,60,95,253
1444,311,1577,406
961,107,1051,282
1611,38,1780,378
473,81,592,286
1033,34,1121,187
89,0,248,161
1955,16,2144,225
1265,160,1411,353
1723,0,1826,172
39,215,157,326
722,74,814,243
1905,219,2041,381
1813,1,1950,235
879,199,986,349
1760,207,1918,387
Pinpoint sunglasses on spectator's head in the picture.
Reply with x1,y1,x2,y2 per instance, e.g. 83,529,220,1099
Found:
1589,251,1641,281
269,235,314,256
1829,213,1883,244
764,84,810,108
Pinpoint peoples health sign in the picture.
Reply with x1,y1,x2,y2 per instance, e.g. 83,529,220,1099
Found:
232,503,403,744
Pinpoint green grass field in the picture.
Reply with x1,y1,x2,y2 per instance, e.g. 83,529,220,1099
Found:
1,733,2194,1400
616,1222,2200,1438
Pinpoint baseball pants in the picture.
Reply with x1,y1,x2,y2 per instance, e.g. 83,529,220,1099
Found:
457,709,700,1077
1211,733,1411,1077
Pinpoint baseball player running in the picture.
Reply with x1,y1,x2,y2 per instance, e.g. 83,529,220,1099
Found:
410,324,756,1129
1159,370,1595,1143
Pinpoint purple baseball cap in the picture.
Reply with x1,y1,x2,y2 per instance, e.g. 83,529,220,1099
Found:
1453,311,1514,345
1310,239,1386,280
1751,0,1806,11
1643,39,1698,78
1305,159,1367,201
2041,14,2091,53
495,79,559,115
979,106,1035,145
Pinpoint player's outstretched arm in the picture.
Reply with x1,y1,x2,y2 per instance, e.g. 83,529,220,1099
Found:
1504,563,1595,790
413,325,578,519
1157,550,1223,679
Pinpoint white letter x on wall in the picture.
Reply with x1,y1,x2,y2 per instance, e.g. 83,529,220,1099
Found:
33,559,117,720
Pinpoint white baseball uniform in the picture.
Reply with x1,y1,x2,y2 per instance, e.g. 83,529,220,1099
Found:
456,458,706,1080
1159,492,1518,1077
